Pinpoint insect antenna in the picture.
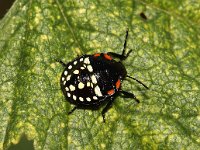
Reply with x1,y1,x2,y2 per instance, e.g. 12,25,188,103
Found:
126,75,149,89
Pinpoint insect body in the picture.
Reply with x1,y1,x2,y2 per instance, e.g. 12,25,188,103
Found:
57,30,148,122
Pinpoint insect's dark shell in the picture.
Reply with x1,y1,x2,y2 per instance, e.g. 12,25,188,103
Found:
60,53,127,108
58,30,148,122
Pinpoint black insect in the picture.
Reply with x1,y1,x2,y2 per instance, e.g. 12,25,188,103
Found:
57,30,148,122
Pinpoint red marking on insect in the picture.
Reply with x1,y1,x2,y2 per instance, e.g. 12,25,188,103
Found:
104,54,112,60
116,79,121,89
94,53,101,57
107,89,115,95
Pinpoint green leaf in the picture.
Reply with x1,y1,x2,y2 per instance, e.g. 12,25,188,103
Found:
0,0,199,149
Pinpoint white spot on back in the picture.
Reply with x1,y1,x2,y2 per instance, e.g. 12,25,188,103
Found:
64,71,68,76
62,77,65,81
73,95,77,100
91,75,97,84
78,82,85,89
87,65,93,72
80,58,83,62
91,83,94,88
93,96,98,100
73,61,77,65
66,75,71,81
69,85,75,91
94,86,103,96
81,67,85,70
65,87,69,91
68,65,72,69
73,70,79,74
67,93,71,97
84,57,90,64
87,82,90,87
79,97,84,101
63,81,66,85
86,97,91,101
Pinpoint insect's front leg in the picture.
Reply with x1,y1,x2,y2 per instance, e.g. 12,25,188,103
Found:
107,29,132,61
101,96,115,123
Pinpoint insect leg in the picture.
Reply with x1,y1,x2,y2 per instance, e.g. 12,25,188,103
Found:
101,97,115,123
119,90,140,103
107,29,132,61
122,28,129,56
56,59,67,67
68,106,77,115
107,52,127,60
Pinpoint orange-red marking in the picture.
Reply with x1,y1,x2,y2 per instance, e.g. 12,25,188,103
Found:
107,89,115,95
116,79,121,89
104,54,112,60
94,53,101,57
